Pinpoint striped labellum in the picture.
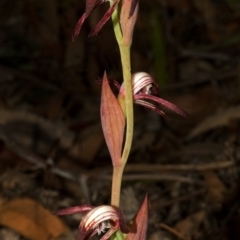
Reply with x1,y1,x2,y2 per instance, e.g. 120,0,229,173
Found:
132,72,159,96
131,72,189,119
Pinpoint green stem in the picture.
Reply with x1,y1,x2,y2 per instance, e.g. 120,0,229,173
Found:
111,166,124,207
111,45,133,207
110,0,122,44
110,1,134,208
119,44,133,167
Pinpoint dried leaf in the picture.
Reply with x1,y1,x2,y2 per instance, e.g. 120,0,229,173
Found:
174,210,206,240
126,195,148,240
0,198,69,240
100,72,125,167
202,171,227,204
187,105,240,139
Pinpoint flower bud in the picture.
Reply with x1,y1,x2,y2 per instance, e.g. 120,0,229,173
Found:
120,0,139,45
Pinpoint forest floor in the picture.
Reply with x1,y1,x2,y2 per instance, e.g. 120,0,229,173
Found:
1,0,240,240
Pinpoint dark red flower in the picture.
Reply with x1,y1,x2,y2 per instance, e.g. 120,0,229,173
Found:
55,205,128,240
109,72,189,120
73,0,120,40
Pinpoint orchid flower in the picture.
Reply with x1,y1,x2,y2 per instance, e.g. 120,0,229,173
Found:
55,205,128,240
112,72,189,120
72,0,120,40
72,0,139,40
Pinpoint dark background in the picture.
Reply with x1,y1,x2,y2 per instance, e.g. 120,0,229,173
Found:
0,0,240,240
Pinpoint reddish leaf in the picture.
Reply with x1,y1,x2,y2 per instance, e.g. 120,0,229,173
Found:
101,72,125,167
126,195,148,240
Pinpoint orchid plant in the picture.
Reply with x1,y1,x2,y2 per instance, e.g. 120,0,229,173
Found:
55,1,188,239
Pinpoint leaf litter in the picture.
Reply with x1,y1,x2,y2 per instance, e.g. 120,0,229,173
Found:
1,0,240,240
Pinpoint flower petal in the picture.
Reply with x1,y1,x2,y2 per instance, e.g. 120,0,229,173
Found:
135,94,190,118
85,0,104,15
79,205,128,240
132,72,156,95
55,205,94,216
72,14,87,41
88,0,121,37
135,99,169,120
101,72,125,167
72,0,105,40
96,78,121,90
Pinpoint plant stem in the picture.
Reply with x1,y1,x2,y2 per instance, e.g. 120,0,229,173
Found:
111,44,133,207
110,1,134,208
110,0,122,44
111,166,124,206
119,44,133,167
111,44,134,207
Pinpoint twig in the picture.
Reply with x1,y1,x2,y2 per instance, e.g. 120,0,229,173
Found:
0,128,92,201
124,160,235,172
159,223,190,240
0,125,83,178
179,48,230,61
97,173,201,184
87,160,235,177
